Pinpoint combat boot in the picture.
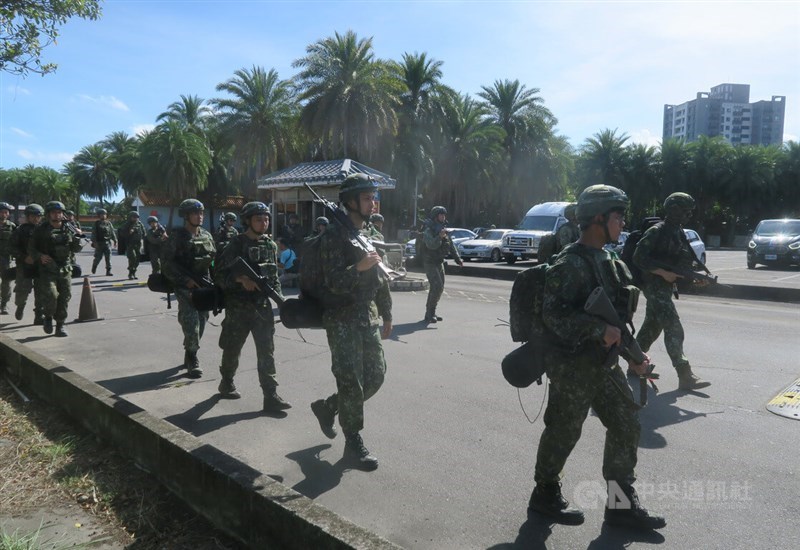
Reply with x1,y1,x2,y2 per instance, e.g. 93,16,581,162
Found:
91,264,97,275
33,313,43,326
311,399,337,439
42,316,54,334
677,365,710,391
106,269,113,277
604,483,666,530
217,377,241,399
184,350,203,379
263,389,292,412
15,305,24,320
424,310,437,323
55,322,68,337
528,482,585,525
343,432,378,471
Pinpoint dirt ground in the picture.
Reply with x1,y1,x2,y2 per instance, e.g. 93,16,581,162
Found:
0,375,245,549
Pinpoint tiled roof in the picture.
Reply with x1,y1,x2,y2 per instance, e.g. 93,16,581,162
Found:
257,159,396,190
137,190,245,209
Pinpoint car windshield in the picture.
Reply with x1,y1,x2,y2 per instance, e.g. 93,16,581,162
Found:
478,230,506,240
755,220,800,237
519,215,557,231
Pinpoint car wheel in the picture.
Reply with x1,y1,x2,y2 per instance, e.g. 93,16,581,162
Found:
747,259,755,269
505,255,517,265
490,248,501,262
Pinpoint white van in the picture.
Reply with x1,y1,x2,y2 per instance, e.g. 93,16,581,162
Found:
501,202,570,264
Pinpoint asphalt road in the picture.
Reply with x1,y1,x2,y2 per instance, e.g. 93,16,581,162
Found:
2,250,799,549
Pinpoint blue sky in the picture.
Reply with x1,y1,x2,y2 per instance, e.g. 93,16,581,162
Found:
1,0,798,178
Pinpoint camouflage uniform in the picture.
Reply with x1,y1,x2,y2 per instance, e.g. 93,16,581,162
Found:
120,218,146,278
632,221,695,372
29,222,83,325
214,224,239,250
215,232,282,392
145,224,167,274
422,224,461,320
11,222,42,321
317,220,392,436
535,244,640,487
91,219,117,274
0,218,16,311
555,221,580,252
162,226,216,354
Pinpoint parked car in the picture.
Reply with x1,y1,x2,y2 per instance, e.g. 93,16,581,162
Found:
405,228,477,266
457,229,513,262
501,202,570,263
605,228,705,264
747,219,800,269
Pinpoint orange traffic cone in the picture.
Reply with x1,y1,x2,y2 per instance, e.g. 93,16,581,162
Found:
74,276,104,322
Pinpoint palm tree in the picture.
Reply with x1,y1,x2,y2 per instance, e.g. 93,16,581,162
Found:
138,120,212,226
71,143,120,205
292,30,401,161
213,66,298,197
624,143,660,223
685,135,731,235
102,131,144,197
658,138,690,201
578,129,630,191
774,141,800,212
723,145,776,224
157,94,212,134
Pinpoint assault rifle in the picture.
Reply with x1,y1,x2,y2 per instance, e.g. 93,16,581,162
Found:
584,286,658,407
64,220,90,242
303,183,402,281
229,257,323,329
650,260,722,286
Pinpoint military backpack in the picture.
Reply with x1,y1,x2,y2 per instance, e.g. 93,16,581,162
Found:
620,217,663,286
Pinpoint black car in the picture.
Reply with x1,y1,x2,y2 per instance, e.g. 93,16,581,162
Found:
747,219,800,269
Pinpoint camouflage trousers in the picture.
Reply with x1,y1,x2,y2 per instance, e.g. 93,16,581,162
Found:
0,255,12,307
636,284,690,371
92,244,112,272
535,362,639,486
219,300,277,390
126,243,141,274
36,268,72,322
174,287,208,353
150,251,162,275
322,321,386,435
14,267,41,317
424,261,445,316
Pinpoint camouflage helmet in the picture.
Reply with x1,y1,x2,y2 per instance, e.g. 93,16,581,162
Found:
430,206,447,219
44,200,66,213
177,198,204,218
315,216,329,226
240,201,269,219
65,209,75,217
129,210,140,218
575,185,629,221
564,203,577,221
25,203,44,216
223,211,238,222
663,192,695,217
147,215,159,224
96,208,108,216
339,173,378,203
370,213,384,224
0,201,13,212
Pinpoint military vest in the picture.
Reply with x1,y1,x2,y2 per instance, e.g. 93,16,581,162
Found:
0,220,15,256
176,227,215,274
127,221,145,243
94,220,114,243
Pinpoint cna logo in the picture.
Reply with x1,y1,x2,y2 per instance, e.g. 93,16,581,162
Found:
573,480,631,510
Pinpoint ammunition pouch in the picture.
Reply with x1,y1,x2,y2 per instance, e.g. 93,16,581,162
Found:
279,296,324,329
618,285,640,320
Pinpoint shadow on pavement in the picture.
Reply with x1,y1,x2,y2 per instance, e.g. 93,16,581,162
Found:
285,444,349,499
586,522,666,548
637,389,720,450
164,394,277,436
97,365,188,396
486,510,553,549
390,321,435,342
16,334,51,344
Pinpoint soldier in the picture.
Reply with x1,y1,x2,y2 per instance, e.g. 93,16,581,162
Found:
162,199,215,378
312,216,329,237
144,216,168,275
28,201,83,337
11,204,44,323
555,203,580,253
0,202,16,314
529,184,665,530
309,173,393,471
215,212,239,250
369,213,384,238
278,213,305,252
421,205,463,323
214,202,290,412
633,192,711,391
91,208,117,276
120,211,146,279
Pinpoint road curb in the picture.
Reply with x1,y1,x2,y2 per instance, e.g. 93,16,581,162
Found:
435,264,800,304
0,333,402,550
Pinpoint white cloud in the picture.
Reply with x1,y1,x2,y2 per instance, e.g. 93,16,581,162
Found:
16,149,74,165
6,85,31,96
77,94,130,111
132,123,155,137
785,133,798,144
628,129,662,149
10,127,33,138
